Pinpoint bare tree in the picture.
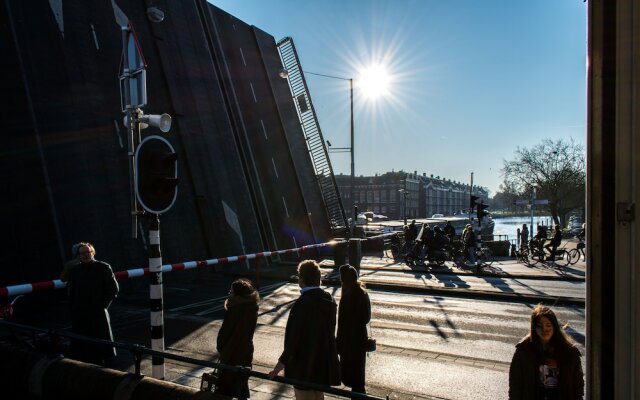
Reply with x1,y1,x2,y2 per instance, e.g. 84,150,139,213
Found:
502,138,585,226
491,181,520,214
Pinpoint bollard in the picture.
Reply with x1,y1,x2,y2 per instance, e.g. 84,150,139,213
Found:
334,239,348,266
348,238,362,271
333,239,348,267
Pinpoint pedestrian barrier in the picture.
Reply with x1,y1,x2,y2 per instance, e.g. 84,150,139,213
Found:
0,234,401,298
0,320,387,400
0,240,348,297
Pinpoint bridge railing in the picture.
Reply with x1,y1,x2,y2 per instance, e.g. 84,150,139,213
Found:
0,319,386,399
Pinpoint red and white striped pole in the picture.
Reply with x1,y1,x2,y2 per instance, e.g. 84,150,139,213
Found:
148,215,165,379
0,239,350,297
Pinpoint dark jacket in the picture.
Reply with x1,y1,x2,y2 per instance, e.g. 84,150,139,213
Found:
279,287,341,387
68,259,119,363
443,224,456,238
550,229,562,247
463,229,476,248
520,229,529,244
336,284,371,389
217,292,259,365
509,337,584,400
216,291,259,399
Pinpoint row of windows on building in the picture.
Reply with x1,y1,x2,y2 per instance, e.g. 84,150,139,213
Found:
334,171,489,220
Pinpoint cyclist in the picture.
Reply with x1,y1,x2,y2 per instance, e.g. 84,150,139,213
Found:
432,226,450,262
532,224,547,257
420,224,435,259
544,225,562,261
443,221,456,240
407,220,418,242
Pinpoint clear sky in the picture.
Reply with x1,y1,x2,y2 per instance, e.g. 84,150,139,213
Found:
212,0,587,195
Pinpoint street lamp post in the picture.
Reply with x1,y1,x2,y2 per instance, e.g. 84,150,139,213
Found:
304,71,355,233
398,189,409,226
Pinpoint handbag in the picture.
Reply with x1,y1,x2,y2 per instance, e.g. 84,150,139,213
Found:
366,323,376,352
200,367,219,392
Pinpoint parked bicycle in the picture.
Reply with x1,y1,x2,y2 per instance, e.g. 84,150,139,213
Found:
566,240,586,265
453,246,494,266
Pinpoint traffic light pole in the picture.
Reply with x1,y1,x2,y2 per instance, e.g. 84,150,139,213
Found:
148,214,165,379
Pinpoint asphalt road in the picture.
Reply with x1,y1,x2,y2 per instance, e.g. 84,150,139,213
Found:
106,275,585,400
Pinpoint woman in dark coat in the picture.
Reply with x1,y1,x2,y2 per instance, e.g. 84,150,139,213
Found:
509,305,583,399
216,278,259,399
67,242,119,365
336,264,371,395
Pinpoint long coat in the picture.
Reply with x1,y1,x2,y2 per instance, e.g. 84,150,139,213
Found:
216,292,259,398
509,337,584,400
278,287,341,387
67,259,119,364
336,284,371,389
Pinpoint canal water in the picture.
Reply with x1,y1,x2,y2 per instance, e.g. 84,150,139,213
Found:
492,215,553,240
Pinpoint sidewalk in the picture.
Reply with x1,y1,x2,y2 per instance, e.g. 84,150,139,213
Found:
246,243,586,306
122,355,447,400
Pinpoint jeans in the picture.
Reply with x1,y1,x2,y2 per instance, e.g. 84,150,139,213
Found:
467,247,476,264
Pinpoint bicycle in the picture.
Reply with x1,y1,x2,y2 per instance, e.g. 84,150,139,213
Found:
390,237,415,261
453,246,494,266
528,239,571,266
566,240,586,265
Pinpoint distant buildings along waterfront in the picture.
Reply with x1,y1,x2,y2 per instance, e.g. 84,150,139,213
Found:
334,171,489,220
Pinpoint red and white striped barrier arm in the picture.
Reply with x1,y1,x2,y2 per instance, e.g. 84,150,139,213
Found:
366,232,399,240
0,240,346,297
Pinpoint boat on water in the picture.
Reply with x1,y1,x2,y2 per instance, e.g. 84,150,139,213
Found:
356,211,390,225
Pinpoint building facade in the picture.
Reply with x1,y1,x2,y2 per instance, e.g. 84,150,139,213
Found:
335,171,489,220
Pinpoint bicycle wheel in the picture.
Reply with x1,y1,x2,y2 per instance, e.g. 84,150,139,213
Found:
557,250,571,267
531,248,545,263
405,253,416,266
390,244,399,258
480,248,494,266
518,247,530,264
567,248,581,265
454,250,466,265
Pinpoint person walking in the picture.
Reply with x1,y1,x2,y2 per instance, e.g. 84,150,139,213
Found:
336,265,371,396
520,224,529,250
509,305,583,399
462,224,477,265
268,260,340,399
67,242,119,365
215,278,259,399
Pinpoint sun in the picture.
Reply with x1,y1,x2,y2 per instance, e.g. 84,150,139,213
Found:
358,64,391,99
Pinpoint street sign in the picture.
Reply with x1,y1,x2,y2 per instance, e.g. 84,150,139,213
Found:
119,30,147,111
514,200,530,205
534,199,549,205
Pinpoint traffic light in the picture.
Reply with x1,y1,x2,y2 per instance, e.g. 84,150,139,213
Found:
477,202,490,223
136,135,178,214
470,195,479,210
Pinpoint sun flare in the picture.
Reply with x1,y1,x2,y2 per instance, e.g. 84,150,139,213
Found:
358,64,391,99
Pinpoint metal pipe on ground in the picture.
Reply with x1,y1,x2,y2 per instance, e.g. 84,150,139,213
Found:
0,342,221,400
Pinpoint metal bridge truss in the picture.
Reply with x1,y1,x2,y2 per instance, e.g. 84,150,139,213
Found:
276,37,347,230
